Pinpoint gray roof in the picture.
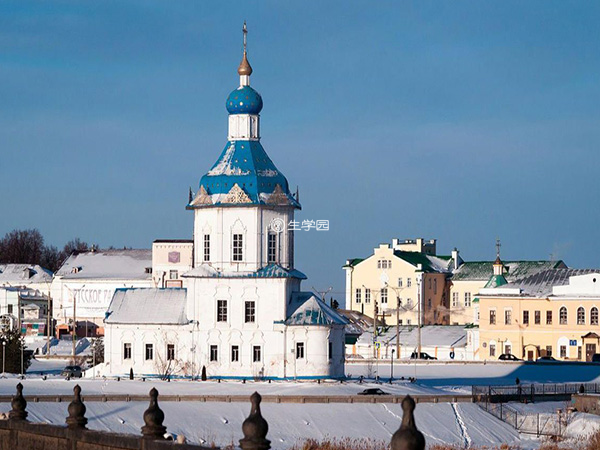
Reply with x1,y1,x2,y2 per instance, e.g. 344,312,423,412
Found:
56,249,152,280
492,268,600,298
0,264,53,285
183,263,307,280
452,260,566,282
358,325,468,348
286,292,348,326
105,288,188,325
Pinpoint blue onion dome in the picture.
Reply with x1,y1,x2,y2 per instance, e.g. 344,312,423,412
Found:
226,86,263,115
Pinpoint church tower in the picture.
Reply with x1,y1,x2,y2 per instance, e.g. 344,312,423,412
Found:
187,22,300,273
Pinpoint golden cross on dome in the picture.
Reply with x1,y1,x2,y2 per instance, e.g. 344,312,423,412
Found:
243,21,248,54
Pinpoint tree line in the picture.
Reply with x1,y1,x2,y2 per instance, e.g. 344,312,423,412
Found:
0,228,89,273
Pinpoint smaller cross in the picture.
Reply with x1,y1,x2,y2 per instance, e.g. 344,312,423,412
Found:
496,238,501,258
243,21,247,53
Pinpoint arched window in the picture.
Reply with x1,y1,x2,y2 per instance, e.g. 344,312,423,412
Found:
559,306,568,325
592,307,599,326
577,307,585,325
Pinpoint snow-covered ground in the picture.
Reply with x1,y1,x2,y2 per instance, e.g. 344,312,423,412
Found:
3,359,598,449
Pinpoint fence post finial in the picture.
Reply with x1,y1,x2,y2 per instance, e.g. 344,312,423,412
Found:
9,383,28,421
66,384,88,429
240,392,271,450
141,387,167,439
391,395,425,450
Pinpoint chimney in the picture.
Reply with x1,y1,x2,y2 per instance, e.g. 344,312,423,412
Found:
451,248,461,271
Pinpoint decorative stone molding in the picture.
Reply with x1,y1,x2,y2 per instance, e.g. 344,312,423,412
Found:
266,184,290,206
222,184,251,204
190,185,213,207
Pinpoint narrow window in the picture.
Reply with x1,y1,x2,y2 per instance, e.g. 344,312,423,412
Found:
592,307,599,326
123,343,132,360
433,279,437,295
365,289,371,304
504,309,512,325
7,305,13,314
534,311,541,325
203,234,210,262
267,232,277,264
233,233,243,262
381,288,388,304
505,344,512,355
407,278,412,288
253,345,261,362
523,310,529,325
464,293,471,307
490,310,496,325
167,344,175,361
210,345,218,362
245,301,256,323
546,310,553,325
169,270,178,280
577,307,585,325
489,343,496,357
328,341,333,360
145,344,153,361
560,307,567,325
217,300,228,322
231,345,239,362
560,346,567,358
355,288,362,304
546,345,552,357
296,342,305,359
452,292,458,308
398,277,403,287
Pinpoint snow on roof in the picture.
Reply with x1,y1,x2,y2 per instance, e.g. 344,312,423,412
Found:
286,292,348,326
452,260,566,282
56,249,152,280
391,251,452,273
488,268,600,298
0,264,53,285
357,325,467,348
183,263,307,280
105,288,188,325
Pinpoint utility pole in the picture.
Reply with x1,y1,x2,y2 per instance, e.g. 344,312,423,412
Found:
417,274,423,356
72,290,77,360
47,284,51,357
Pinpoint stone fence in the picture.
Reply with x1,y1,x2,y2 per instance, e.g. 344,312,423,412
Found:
0,383,426,450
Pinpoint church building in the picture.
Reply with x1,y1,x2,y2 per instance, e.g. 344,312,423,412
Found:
104,25,347,379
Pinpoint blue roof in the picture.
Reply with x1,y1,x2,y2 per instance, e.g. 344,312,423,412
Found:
226,86,263,115
189,140,300,208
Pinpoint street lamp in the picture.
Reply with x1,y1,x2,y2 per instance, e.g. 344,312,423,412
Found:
2,341,5,375
390,348,395,382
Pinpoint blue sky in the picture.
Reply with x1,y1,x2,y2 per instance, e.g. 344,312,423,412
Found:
1,1,599,301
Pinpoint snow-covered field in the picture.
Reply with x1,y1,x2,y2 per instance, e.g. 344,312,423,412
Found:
3,359,598,449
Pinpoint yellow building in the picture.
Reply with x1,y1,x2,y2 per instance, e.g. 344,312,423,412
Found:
449,259,566,325
478,265,600,361
344,239,454,326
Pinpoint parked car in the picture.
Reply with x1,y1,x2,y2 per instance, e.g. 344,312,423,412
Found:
498,353,522,361
536,356,557,362
410,352,437,360
61,365,83,378
358,388,390,396
591,353,600,363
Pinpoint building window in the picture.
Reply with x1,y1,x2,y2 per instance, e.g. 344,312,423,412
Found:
169,270,178,280
433,279,437,294
328,341,333,360
252,345,261,362
399,319,403,325
381,288,388,304
546,345,552,357
7,305,13,314
407,278,412,287
560,345,567,358
167,344,175,361
560,306,567,325
267,232,277,264
217,300,228,322
398,277,403,287
245,301,256,323
231,345,239,362
406,298,412,308
406,319,411,325
296,342,305,359
489,343,496,357
355,288,362,304
523,310,529,325
233,233,243,262
365,289,371,304
145,344,153,361
123,343,132,360
534,311,541,325
428,279,432,289
546,311,553,325
504,309,512,325
505,344,512,355
452,292,458,308
427,298,432,309
210,345,218,362
577,307,585,325
464,293,471,308
578,346,583,360
203,234,210,262
592,307,599,326
490,310,496,325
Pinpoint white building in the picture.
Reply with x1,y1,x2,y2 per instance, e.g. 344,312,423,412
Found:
104,26,347,380
51,249,153,337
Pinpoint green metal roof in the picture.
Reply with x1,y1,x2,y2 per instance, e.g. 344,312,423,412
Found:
451,260,566,282
484,274,508,288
